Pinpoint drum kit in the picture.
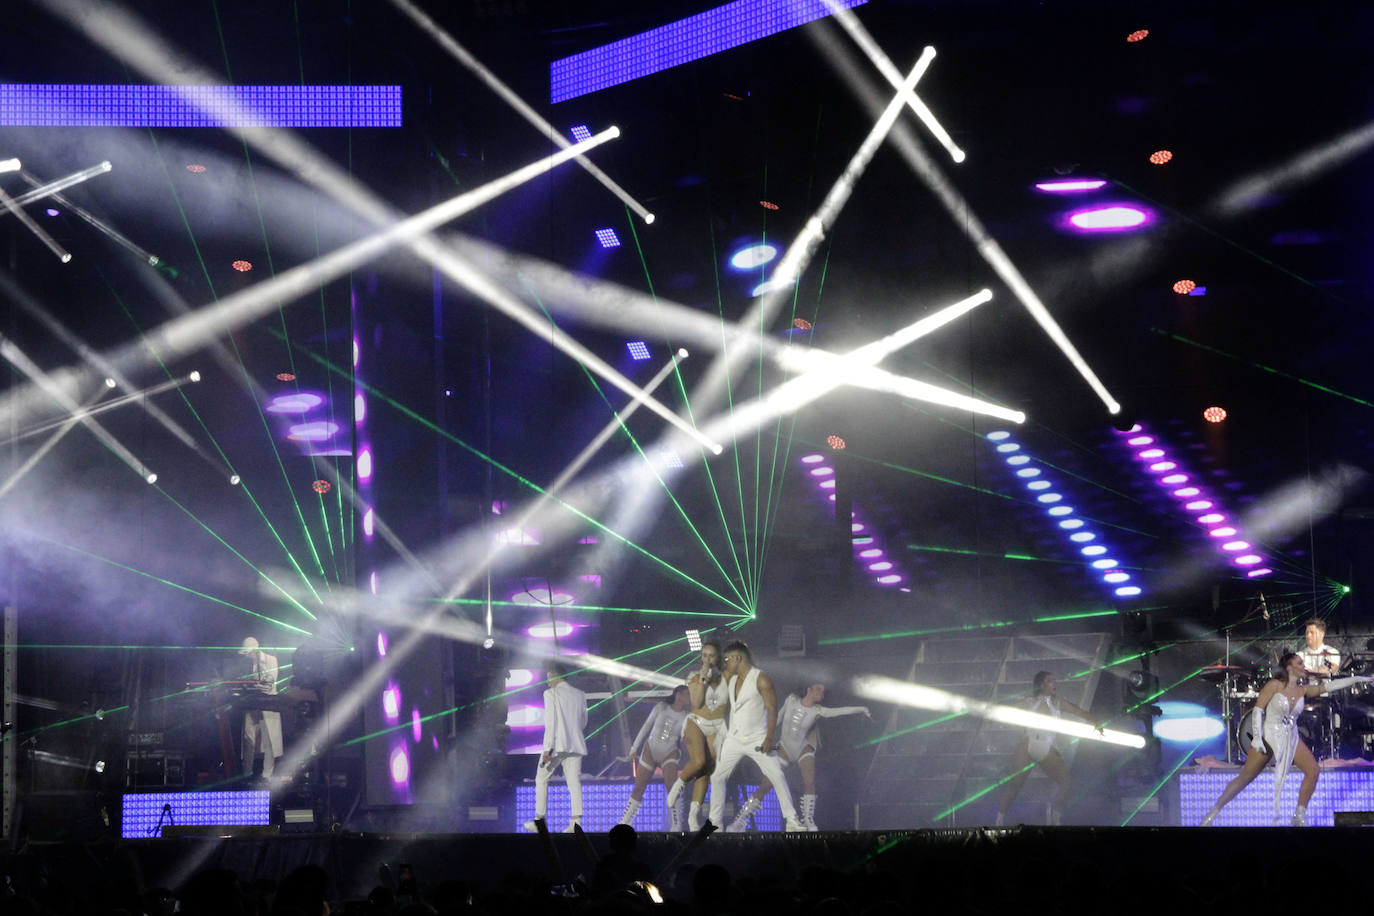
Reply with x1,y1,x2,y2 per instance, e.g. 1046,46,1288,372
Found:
1203,652,1374,762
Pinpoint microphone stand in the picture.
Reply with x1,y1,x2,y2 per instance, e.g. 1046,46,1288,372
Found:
151,802,173,837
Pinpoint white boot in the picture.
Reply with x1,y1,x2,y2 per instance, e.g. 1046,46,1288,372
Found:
562,816,581,834
726,796,761,833
667,797,682,832
665,778,686,809
1199,805,1221,827
800,794,819,831
619,797,641,826
1292,805,1308,827
687,800,703,831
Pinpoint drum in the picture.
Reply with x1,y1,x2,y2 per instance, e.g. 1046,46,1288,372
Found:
1299,697,1334,756
1232,709,1272,759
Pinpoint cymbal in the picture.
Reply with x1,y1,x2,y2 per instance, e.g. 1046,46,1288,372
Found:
1199,665,1244,682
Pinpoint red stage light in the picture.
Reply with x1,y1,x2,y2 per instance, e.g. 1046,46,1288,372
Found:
276,372,296,381
1149,149,1173,165
1172,279,1196,294
312,479,332,494
1203,406,1227,423
827,435,846,450
232,260,253,272
760,200,780,210
793,318,812,330
186,164,207,173
1126,29,1149,43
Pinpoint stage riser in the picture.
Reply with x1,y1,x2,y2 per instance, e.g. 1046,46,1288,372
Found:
1177,768,1374,826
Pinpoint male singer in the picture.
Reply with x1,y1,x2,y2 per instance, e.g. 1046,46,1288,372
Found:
239,637,283,781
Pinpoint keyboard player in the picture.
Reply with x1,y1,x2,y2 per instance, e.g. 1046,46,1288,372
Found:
239,637,283,781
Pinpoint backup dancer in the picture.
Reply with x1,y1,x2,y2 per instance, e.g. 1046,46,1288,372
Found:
1199,652,1371,826
995,671,1102,826
618,685,692,830
726,683,869,832
664,640,728,830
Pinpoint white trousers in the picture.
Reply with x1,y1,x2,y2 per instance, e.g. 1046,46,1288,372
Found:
708,734,797,826
535,752,584,818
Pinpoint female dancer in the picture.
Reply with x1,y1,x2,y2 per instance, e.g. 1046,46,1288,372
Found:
1199,652,1371,826
663,640,728,830
726,682,869,832
995,671,1102,826
618,685,692,829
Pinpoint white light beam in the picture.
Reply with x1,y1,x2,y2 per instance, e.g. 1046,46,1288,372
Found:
822,1,965,162
387,0,655,224
5,161,114,209
854,674,1145,749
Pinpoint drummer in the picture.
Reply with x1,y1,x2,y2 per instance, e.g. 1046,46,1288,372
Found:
1298,618,1340,679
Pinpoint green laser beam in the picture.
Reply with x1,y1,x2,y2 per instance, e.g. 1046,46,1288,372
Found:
1121,741,1205,826
276,335,751,614
37,536,312,637
1157,329,1374,408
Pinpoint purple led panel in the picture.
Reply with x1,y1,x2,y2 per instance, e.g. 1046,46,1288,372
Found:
595,227,622,248
549,0,869,103
1177,769,1374,827
570,125,592,142
121,790,270,838
0,84,402,127
626,340,651,360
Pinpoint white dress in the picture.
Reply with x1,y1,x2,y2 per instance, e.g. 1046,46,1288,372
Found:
1261,690,1302,818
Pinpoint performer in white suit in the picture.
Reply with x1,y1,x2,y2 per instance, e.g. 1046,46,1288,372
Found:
526,659,588,833
706,641,804,832
726,683,869,832
239,637,283,780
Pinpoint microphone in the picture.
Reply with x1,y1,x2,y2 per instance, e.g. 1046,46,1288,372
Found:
1259,592,1268,621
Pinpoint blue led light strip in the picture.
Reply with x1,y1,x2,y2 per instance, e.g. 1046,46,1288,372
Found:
987,431,1144,600
549,0,869,103
0,84,402,127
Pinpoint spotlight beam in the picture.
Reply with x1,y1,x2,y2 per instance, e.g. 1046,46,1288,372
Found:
0,385,107,500
387,0,654,224
30,1,714,455
689,50,937,420
436,231,1016,420
3,160,113,209
0,269,201,451
101,128,620,380
821,0,965,163
0,185,71,263
822,29,1122,416
0,374,193,447
760,48,934,296
19,169,163,267
0,332,155,484
853,674,1145,749
706,290,1022,439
